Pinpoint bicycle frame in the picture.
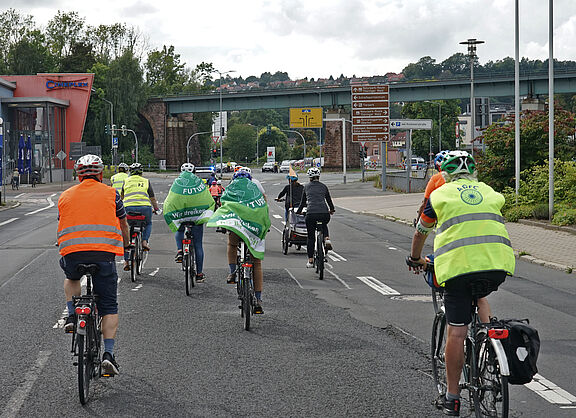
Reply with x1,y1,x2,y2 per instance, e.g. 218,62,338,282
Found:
236,240,254,330
182,222,196,295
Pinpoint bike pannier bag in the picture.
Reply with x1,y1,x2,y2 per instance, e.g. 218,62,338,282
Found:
498,319,540,385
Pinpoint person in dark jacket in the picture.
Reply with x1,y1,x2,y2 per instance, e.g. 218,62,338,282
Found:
275,175,304,220
296,167,335,268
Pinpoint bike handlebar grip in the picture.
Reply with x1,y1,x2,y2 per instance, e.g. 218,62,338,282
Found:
405,256,423,269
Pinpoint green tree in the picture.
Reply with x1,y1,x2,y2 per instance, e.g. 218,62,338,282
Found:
478,107,576,190
60,41,96,73
402,56,441,80
224,124,257,161
7,29,56,74
145,45,188,95
46,11,86,64
257,126,290,162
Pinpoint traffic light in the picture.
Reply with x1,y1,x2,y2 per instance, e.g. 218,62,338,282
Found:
266,125,271,134
111,124,117,134
121,125,127,136
104,124,110,135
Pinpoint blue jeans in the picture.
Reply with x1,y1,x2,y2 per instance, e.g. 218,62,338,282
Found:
175,224,204,273
126,205,152,241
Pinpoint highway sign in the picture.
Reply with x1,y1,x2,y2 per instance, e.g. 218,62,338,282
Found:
350,84,390,142
290,107,323,128
389,119,433,130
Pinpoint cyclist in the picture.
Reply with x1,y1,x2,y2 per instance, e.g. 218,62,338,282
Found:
276,173,304,221
296,167,335,268
414,150,449,226
58,154,130,376
11,169,19,189
210,168,268,314
121,162,160,270
110,163,129,193
163,162,215,282
209,179,225,206
407,150,515,416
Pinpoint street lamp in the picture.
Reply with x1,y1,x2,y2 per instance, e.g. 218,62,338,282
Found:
186,131,214,163
424,100,442,152
212,69,236,178
91,88,114,165
281,129,307,165
460,38,484,156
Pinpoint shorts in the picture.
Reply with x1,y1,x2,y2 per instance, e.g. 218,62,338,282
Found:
59,256,119,316
444,271,506,326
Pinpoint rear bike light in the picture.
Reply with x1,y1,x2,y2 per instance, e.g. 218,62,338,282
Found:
183,239,192,244
242,263,253,268
75,306,92,315
78,320,87,329
488,329,509,339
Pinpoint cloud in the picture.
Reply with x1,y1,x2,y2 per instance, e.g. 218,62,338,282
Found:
120,1,158,18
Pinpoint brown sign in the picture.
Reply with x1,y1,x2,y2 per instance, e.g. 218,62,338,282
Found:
352,93,389,101
352,125,390,134
352,101,389,109
352,133,390,142
353,117,389,125
352,108,389,117
351,85,389,94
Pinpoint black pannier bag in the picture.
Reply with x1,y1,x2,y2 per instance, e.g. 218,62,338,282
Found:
493,318,540,385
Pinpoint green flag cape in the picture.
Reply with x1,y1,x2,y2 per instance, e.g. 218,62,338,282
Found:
207,177,270,260
163,172,215,232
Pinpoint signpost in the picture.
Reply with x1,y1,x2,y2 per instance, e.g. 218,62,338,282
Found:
289,108,323,128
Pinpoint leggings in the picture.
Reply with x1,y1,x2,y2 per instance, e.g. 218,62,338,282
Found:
227,232,263,292
175,224,205,273
305,212,331,259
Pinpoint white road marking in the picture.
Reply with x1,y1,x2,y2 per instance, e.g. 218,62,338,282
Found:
271,224,283,234
1,350,51,418
525,374,576,405
273,214,282,219
25,193,56,215
388,246,398,250
131,284,143,291
149,268,160,276
325,269,351,289
327,254,340,262
0,218,18,227
0,249,49,291
329,251,347,261
284,268,303,289
357,276,400,296
14,193,25,199
273,183,280,186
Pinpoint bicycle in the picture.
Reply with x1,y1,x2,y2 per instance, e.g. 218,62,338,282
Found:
69,264,104,405
11,176,19,190
181,221,196,296
313,219,326,280
235,239,255,331
127,211,146,282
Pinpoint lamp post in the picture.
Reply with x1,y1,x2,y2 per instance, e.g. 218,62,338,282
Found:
212,69,236,178
0,117,4,203
460,38,484,156
282,129,306,164
338,119,352,184
424,100,442,152
91,88,114,165
186,131,214,163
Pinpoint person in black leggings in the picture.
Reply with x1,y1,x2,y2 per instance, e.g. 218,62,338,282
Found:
296,167,335,268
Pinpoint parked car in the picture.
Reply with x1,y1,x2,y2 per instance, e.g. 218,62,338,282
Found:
401,157,426,170
195,166,216,180
279,160,292,173
262,162,278,173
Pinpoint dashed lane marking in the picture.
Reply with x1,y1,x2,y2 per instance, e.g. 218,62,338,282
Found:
357,276,400,296
525,374,576,406
273,214,282,219
25,193,56,215
131,284,143,291
14,193,25,199
149,268,159,276
0,218,18,227
325,269,351,289
273,183,281,186
329,251,347,261
1,350,51,418
270,224,283,234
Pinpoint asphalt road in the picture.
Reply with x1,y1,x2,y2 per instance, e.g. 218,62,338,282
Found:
0,172,574,417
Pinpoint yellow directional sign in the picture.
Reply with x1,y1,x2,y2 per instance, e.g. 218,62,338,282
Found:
289,107,323,128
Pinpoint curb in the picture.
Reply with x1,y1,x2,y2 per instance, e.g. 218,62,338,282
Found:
341,207,576,275
0,201,21,212
517,219,576,236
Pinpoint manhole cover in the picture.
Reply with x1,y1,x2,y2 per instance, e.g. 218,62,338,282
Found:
390,294,433,303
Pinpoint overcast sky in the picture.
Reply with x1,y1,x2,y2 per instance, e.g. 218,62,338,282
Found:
3,0,576,79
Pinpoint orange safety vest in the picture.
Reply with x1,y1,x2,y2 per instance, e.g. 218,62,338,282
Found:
209,184,223,197
57,179,124,256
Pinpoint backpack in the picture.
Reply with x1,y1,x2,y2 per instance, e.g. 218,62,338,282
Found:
494,318,540,385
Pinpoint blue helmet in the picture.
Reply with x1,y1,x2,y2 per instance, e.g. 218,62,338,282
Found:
286,174,298,181
233,171,252,180
434,150,449,171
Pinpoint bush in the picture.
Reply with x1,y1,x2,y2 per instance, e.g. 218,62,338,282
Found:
503,204,534,222
532,203,549,220
552,205,576,226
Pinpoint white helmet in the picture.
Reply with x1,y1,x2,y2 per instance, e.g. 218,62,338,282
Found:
216,180,222,185
238,166,252,174
181,162,195,173
75,154,104,177
441,151,476,175
307,167,321,178
118,162,129,171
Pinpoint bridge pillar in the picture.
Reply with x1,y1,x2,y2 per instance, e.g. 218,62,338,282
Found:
324,110,361,170
141,99,202,169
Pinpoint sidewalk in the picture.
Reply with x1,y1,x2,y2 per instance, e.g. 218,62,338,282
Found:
333,186,576,275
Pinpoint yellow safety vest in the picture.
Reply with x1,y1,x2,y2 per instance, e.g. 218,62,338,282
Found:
430,179,515,286
110,172,128,193
123,175,151,207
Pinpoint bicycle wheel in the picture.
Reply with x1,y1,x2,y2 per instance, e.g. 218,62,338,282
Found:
76,334,91,404
184,250,193,295
282,229,289,255
243,272,252,331
431,312,448,396
130,248,136,282
316,233,324,280
475,339,509,417
135,234,143,275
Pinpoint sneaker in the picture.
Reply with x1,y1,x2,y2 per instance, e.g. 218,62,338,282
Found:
226,272,237,284
64,314,75,333
101,352,120,377
306,261,314,268
123,262,130,271
175,250,183,263
142,241,151,251
196,273,206,283
254,300,264,314
324,239,333,251
434,395,460,416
